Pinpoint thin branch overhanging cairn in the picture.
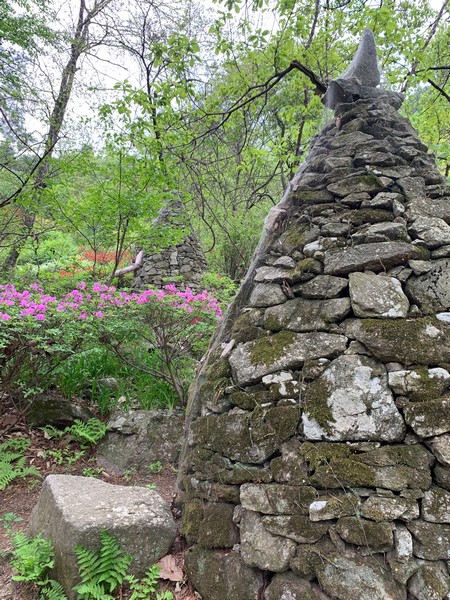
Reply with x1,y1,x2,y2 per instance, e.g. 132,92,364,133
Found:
190,61,327,144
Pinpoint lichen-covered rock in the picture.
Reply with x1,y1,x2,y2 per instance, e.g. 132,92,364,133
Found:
393,524,414,562
405,258,450,313
302,355,405,442
327,173,382,196
228,331,347,385
407,562,449,600
348,272,409,318
323,242,414,275
407,521,450,560
422,486,450,523
297,275,348,298
264,297,351,332
344,317,450,364
316,553,407,600
240,483,316,515
309,495,360,521
249,283,287,307
427,434,450,466
262,515,329,544
264,572,318,600
403,398,450,437
191,406,299,464
388,368,450,401
240,510,297,572
96,410,183,472
409,216,450,249
335,516,394,552
184,545,264,600
361,496,419,522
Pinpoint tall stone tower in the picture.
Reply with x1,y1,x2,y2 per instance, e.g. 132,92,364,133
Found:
178,30,450,600
133,196,208,291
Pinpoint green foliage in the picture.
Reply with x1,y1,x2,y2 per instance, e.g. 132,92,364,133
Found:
4,527,171,600
10,531,54,584
40,580,68,600
42,418,106,447
0,437,40,490
148,461,163,474
126,565,173,600
202,272,237,307
67,419,107,447
74,531,132,599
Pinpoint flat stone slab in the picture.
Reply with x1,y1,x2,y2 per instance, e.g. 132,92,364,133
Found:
324,242,414,275
229,331,348,385
264,297,351,332
29,475,176,597
343,317,450,365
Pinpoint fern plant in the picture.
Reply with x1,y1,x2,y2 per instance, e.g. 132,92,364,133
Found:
74,531,132,598
43,418,107,447
40,579,68,600
0,437,40,490
127,565,174,600
10,531,54,584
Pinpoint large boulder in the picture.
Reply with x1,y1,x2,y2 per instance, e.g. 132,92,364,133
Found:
29,475,176,598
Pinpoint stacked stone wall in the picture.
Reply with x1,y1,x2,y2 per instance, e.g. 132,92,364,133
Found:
133,232,208,291
133,198,208,291
178,92,450,599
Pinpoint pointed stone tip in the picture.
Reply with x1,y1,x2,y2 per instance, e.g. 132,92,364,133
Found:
344,28,380,88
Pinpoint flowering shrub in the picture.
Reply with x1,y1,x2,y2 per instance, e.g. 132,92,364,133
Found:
0,283,222,408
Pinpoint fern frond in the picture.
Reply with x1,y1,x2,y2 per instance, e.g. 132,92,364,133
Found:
40,579,68,600
67,419,106,446
73,582,115,599
0,462,17,490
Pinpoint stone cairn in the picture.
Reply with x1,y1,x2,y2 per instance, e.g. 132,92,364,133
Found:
178,30,450,600
133,196,208,290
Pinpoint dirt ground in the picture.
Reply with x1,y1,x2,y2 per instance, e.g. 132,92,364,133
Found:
0,399,197,600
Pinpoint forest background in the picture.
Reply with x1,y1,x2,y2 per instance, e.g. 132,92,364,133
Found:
1,0,450,413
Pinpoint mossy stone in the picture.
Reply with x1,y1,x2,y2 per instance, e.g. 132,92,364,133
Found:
327,173,383,197
335,516,394,552
183,476,240,503
435,464,450,491
185,545,264,600
181,499,204,544
403,397,450,437
240,482,317,515
197,503,239,548
233,388,272,410
345,316,450,365
262,515,329,543
343,208,394,226
271,440,432,490
303,376,335,434
191,405,300,464
275,222,320,254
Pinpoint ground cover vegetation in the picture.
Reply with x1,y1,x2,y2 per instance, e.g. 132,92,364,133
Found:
1,0,450,597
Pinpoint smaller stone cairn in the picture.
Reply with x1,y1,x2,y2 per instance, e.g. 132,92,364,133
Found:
133,196,208,291
178,30,450,600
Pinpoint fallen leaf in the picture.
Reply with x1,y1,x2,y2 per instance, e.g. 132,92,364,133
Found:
155,554,183,582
